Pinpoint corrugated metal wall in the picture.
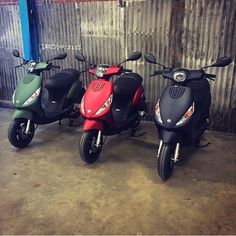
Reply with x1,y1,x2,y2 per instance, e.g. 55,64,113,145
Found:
1,0,236,132
0,1,24,101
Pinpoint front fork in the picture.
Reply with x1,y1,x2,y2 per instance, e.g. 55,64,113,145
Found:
25,120,31,134
157,140,180,163
95,130,102,148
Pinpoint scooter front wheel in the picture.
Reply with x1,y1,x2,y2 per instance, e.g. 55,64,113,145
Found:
157,143,175,181
8,119,35,148
79,130,102,164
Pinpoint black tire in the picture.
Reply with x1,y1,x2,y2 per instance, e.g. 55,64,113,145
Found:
157,143,175,181
79,130,102,164
8,119,35,148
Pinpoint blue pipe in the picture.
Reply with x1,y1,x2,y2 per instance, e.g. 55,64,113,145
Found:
19,0,38,61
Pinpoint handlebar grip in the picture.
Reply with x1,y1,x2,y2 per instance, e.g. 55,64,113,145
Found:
205,73,216,80
150,70,163,77
122,68,132,73
49,65,60,69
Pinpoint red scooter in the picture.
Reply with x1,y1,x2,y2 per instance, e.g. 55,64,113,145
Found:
75,52,147,163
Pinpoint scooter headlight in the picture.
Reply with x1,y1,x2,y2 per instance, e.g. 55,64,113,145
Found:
95,94,113,115
23,87,41,106
173,71,187,82
176,102,195,126
155,100,163,123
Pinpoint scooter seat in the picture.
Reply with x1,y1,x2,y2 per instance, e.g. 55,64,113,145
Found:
45,69,80,90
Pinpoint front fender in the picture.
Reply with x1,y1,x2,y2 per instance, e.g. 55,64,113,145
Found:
12,109,33,120
83,119,104,131
158,129,184,144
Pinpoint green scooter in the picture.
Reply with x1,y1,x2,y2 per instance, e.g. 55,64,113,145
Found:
8,49,85,148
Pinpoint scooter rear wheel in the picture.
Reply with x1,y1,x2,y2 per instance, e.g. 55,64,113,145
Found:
79,130,102,164
8,119,35,148
157,143,175,181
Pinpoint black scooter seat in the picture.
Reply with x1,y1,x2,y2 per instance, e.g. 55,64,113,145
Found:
45,69,80,90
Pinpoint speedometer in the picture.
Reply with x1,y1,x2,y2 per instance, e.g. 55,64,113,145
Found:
95,65,109,77
27,61,37,72
173,71,187,82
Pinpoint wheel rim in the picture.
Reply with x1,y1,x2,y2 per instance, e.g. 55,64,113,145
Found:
87,135,100,155
16,122,31,141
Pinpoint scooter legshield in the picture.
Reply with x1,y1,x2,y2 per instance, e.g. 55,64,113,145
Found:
83,119,104,131
12,109,33,120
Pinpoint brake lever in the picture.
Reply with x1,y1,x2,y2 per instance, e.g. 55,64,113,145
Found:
15,64,23,68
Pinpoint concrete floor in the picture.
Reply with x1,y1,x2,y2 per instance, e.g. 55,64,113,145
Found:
0,108,235,234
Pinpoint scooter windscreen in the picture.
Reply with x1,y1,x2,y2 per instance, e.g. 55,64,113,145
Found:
156,86,194,128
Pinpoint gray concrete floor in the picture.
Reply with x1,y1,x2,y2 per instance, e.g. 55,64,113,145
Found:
0,108,235,234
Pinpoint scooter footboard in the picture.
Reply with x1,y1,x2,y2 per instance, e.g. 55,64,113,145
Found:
158,129,184,144
83,119,104,131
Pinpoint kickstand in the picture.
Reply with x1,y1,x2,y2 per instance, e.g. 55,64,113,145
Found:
195,140,211,148
69,118,74,127
130,128,146,137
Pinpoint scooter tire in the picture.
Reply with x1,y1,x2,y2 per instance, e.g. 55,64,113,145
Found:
79,130,102,164
8,119,35,148
157,143,175,181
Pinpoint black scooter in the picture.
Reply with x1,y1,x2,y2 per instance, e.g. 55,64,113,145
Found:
144,53,232,181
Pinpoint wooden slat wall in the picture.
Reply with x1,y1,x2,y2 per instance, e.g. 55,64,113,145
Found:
1,0,236,132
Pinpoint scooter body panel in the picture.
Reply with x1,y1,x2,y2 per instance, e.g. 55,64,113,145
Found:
159,85,193,129
82,79,113,119
12,109,34,120
156,83,211,146
83,119,105,131
13,73,42,109
67,80,84,103
132,85,144,107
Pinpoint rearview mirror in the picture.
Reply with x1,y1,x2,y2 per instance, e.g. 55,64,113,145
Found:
126,51,142,61
51,52,67,60
212,57,232,67
75,53,86,62
144,53,157,64
13,49,20,58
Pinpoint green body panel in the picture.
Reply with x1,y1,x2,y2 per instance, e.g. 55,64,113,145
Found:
34,62,48,71
67,80,82,99
13,74,42,108
12,109,33,120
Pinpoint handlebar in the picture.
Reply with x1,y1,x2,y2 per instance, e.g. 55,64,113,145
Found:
122,68,132,73
205,73,216,80
150,70,163,77
15,64,23,68
50,65,60,69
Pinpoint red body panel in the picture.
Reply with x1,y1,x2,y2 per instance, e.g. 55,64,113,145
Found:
83,79,113,118
89,66,121,77
132,85,144,107
83,119,105,131
104,66,121,76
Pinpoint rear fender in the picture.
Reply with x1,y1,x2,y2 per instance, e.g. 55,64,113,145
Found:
83,119,105,131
